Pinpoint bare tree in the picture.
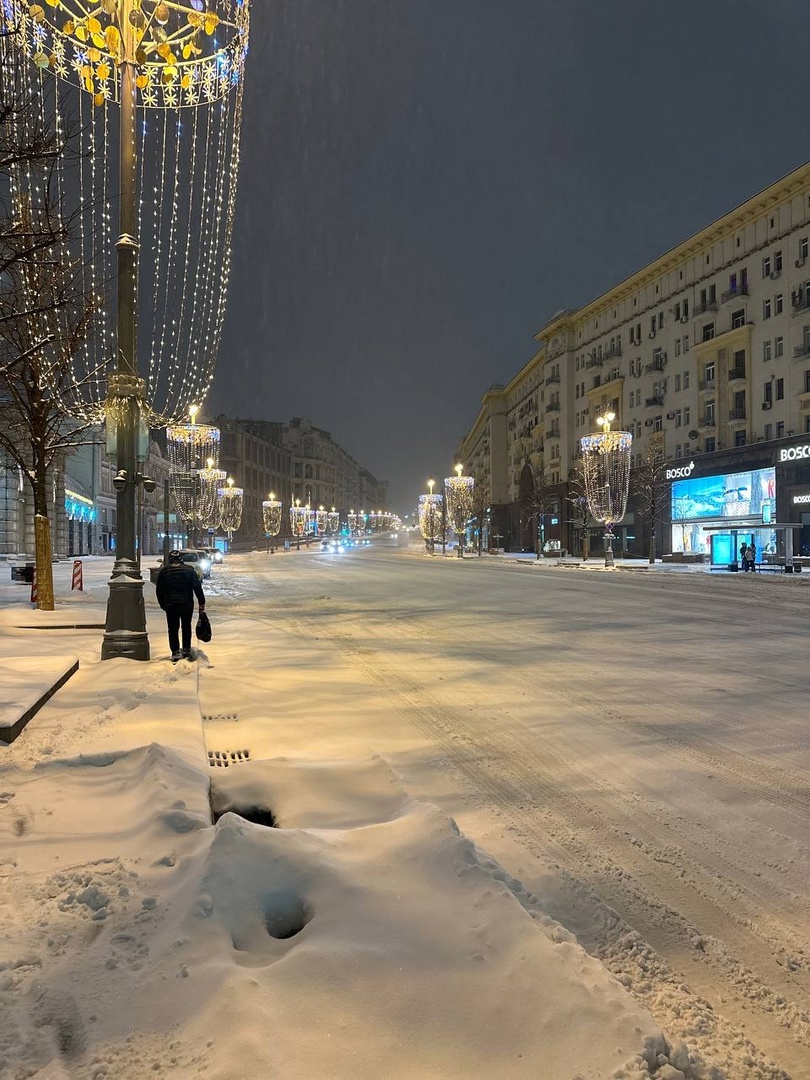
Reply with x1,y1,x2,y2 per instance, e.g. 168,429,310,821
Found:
567,458,590,561
630,433,667,563
469,475,490,556
524,465,559,559
0,46,97,609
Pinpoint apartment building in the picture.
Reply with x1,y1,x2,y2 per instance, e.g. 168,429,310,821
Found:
459,160,810,559
283,417,388,517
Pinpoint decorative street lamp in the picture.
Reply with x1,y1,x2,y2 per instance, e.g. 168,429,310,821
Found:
418,479,443,555
262,491,282,553
327,506,339,534
4,0,250,659
580,411,633,567
166,404,220,548
316,505,327,535
218,475,243,546
445,463,474,558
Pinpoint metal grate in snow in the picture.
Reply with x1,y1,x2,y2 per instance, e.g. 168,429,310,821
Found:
207,749,251,768
202,712,239,721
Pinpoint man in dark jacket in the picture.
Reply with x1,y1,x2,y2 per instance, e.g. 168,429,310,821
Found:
155,550,206,662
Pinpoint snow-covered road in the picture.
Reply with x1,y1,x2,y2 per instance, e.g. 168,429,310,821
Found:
205,543,810,1078
2,544,809,1078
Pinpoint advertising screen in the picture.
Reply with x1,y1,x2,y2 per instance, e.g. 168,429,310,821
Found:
671,466,776,523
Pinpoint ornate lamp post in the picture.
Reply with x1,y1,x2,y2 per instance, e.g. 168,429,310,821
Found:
4,0,250,658
445,463,474,558
262,491,282,553
218,476,243,547
580,411,633,567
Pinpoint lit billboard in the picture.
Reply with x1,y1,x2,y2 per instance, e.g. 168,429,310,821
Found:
671,466,776,523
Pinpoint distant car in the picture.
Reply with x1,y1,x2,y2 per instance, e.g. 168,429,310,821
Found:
174,549,209,581
321,538,345,554
203,546,224,564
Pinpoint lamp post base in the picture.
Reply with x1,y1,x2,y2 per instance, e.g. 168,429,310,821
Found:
101,559,150,660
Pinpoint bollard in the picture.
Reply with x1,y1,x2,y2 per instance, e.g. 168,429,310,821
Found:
30,568,37,606
71,559,83,591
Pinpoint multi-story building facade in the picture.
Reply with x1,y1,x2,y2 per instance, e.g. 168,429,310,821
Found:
459,160,810,559
283,417,387,517
215,416,293,545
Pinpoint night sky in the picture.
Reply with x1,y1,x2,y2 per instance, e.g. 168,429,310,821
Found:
211,0,810,514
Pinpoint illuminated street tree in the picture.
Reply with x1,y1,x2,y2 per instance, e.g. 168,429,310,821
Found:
444,463,474,558
580,411,633,567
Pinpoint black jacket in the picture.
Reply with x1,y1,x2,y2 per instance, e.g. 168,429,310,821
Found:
155,563,206,610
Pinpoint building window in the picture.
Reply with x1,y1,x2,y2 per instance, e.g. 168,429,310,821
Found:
763,340,772,361
683,370,690,389
776,378,784,400
735,431,747,447
675,444,682,458
704,361,715,383
658,312,664,329
683,407,690,425
775,293,783,315
702,322,715,341
675,339,682,356
683,335,690,352
654,415,663,432
763,256,771,277
731,308,746,329
801,237,809,261
674,373,681,391
705,437,716,453
675,409,682,427
705,400,715,424
763,298,772,319
775,336,784,357
764,423,772,440
764,381,773,404
774,250,783,274
777,421,785,438
805,416,810,434
805,369,810,394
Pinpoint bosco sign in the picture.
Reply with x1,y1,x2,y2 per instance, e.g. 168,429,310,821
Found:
666,460,695,480
779,445,810,461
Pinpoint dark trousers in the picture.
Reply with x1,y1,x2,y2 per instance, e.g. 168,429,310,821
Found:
165,602,193,654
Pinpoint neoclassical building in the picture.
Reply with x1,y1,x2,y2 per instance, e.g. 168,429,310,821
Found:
459,159,810,559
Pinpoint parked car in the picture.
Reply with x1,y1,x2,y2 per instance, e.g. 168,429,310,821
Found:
174,549,209,581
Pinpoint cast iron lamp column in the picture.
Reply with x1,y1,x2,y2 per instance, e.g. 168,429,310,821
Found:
102,6,148,661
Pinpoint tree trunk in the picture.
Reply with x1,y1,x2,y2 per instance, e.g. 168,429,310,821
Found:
648,526,656,564
34,514,55,610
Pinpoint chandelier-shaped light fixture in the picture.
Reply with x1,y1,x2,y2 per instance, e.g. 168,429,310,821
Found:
445,465,474,557
290,500,306,537
1,0,250,425
262,494,282,537
166,404,219,523
327,507,339,533
197,458,226,531
580,412,633,567
315,506,327,534
347,510,357,533
218,476,242,537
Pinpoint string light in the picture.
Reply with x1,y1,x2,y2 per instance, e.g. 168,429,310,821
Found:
580,415,633,565
1,0,250,425
262,494,282,537
444,467,474,536
418,493,444,543
218,476,242,535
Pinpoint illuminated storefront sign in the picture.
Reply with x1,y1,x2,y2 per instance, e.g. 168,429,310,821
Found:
793,493,810,504
65,489,97,523
779,444,810,461
666,460,695,480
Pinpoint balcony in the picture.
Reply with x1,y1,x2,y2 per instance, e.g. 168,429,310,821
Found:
585,355,603,369
545,402,560,413
728,408,747,422
699,378,716,391
728,367,746,382
699,415,717,429
693,300,718,316
791,291,810,314
645,395,664,407
644,358,666,374
720,285,749,304
603,342,622,360
544,373,560,386
793,342,810,359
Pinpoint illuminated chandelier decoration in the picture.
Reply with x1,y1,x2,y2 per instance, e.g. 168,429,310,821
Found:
166,405,219,524
327,507,339,533
218,477,242,536
347,510,357,533
445,465,474,557
418,493,444,547
2,0,250,425
197,459,226,530
580,411,633,567
290,501,306,537
262,494,282,537
315,506,327,534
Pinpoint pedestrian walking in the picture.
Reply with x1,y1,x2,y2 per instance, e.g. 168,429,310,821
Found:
155,550,206,662
739,540,747,570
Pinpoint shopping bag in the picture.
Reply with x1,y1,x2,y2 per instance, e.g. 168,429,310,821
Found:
195,610,212,642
